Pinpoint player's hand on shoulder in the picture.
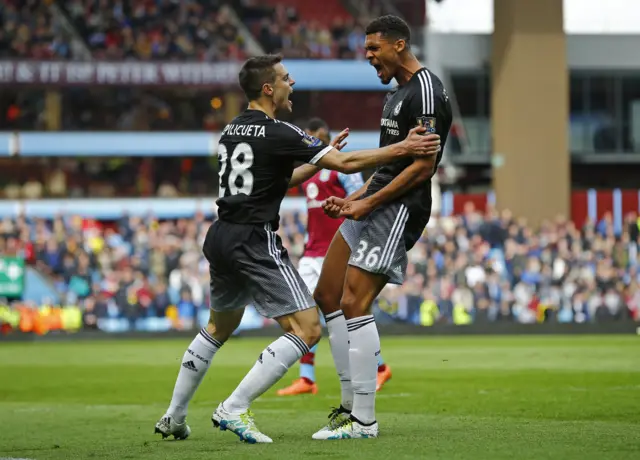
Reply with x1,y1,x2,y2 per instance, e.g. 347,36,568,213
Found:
330,128,349,151
323,196,345,219
403,126,441,157
339,199,373,221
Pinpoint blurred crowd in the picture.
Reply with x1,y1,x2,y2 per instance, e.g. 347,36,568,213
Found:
1,212,212,331
1,0,370,62
1,202,639,332
1,0,245,61
0,0,370,132
240,2,367,59
60,0,246,61
1,0,76,59
281,204,640,325
0,157,218,200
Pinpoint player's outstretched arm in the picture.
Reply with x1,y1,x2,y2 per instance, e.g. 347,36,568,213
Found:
316,127,440,174
289,164,320,188
288,128,350,187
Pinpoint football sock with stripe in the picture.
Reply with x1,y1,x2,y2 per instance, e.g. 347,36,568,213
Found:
347,315,379,425
224,333,310,414
299,343,318,383
325,310,353,411
168,328,223,423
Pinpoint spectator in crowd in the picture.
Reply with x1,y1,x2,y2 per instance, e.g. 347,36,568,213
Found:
0,157,220,199
240,2,366,59
61,0,246,61
1,0,75,59
2,0,371,62
1,202,639,333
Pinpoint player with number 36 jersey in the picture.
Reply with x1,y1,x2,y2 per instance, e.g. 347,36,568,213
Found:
277,118,393,397
154,54,442,444
310,15,452,441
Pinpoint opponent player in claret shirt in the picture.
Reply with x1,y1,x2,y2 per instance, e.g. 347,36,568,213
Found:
277,118,392,397
311,15,453,440
153,54,442,444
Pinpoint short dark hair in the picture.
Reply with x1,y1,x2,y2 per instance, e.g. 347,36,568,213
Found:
306,117,329,132
365,15,411,45
238,54,283,101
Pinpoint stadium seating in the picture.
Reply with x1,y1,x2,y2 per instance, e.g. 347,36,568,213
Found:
259,0,351,24
235,0,366,59
2,0,372,62
1,203,638,334
1,0,74,59
58,0,247,61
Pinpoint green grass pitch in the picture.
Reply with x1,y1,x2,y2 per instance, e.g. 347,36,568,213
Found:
1,335,639,459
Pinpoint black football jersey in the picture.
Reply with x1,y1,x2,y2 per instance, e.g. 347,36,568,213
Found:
216,109,331,228
364,68,453,218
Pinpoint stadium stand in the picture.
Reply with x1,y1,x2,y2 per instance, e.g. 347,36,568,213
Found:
0,158,217,199
238,0,366,59
1,0,75,59
0,0,374,132
58,0,247,61
2,1,639,338
1,202,638,334
2,0,370,62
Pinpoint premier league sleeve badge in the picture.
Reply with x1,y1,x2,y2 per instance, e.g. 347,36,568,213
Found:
416,116,436,134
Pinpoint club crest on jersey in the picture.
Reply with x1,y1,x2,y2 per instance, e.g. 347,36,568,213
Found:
306,182,319,200
393,101,403,116
416,116,436,134
302,133,322,147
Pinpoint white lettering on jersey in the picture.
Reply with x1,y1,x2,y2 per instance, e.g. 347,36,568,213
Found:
381,118,399,129
221,124,267,138
381,118,400,137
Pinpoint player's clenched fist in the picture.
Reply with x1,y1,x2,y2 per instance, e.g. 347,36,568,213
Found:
322,196,345,219
339,199,373,221
402,127,441,157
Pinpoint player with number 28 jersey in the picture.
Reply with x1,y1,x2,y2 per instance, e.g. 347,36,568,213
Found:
153,54,441,445
204,62,440,445
216,114,329,229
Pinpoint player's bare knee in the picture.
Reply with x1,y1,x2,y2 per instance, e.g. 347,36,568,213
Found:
207,320,232,342
208,308,244,343
205,312,218,337
292,317,322,347
299,321,322,347
340,290,361,319
205,320,216,337
313,286,340,315
213,326,234,343
277,309,322,347
340,282,373,319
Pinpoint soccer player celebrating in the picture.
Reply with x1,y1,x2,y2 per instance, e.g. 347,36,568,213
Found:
277,118,392,397
310,15,453,440
154,54,441,443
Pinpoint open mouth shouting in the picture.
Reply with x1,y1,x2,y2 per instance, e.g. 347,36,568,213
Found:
371,63,384,80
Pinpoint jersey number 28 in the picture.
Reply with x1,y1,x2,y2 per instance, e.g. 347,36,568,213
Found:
218,143,254,197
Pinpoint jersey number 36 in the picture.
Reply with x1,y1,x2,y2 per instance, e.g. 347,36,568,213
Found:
218,143,254,197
